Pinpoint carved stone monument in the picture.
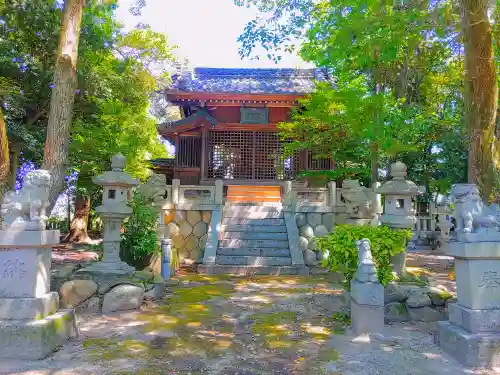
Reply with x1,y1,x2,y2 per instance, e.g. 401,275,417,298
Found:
78,154,138,284
436,183,500,368
0,170,77,359
376,162,424,274
350,238,384,335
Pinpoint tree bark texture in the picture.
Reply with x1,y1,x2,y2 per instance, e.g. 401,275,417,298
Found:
65,195,91,243
42,0,85,213
0,108,10,204
461,0,498,201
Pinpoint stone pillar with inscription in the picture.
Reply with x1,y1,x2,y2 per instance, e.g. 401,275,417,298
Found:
78,154,138,288
436,183,500,368
0,170,77,360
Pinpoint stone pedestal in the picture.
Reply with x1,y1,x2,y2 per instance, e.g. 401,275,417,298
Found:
0,230,77,359
436,241,500,368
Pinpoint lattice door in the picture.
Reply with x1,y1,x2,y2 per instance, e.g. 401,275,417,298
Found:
207,131,297,180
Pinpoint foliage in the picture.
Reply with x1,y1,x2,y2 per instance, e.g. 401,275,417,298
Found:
121,192,159,266
316,224,413,287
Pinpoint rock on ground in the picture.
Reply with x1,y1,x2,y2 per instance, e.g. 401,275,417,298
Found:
59,280,98,308
101,284,144,313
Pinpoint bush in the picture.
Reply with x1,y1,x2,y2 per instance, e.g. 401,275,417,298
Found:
121,192,160,268
316,224,413,287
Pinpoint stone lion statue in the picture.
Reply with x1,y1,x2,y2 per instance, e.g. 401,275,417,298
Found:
450,183,499,234
342,180,373,219
1,170,51,230
137,173,167,205
354,238,378,283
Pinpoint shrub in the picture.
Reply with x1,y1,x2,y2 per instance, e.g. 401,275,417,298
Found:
121,192,160,267
316,224,413,287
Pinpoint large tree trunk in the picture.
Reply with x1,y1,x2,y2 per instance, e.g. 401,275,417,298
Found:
65,195,91,243
461,0,498,201
0,108,9,204
42,0,85,213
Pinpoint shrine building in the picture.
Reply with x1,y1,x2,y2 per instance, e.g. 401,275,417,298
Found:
153,68,333,189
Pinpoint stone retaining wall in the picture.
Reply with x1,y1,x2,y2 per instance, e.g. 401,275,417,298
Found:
164,210,212,264
295,212,335,266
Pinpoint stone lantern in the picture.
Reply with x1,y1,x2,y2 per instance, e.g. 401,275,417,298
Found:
376,162,424,274
436,197,452,245
80,153,138,277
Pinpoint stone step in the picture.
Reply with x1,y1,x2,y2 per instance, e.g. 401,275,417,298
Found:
221,225,287,233
224,207,284,219
198,265,310,276
216,256,292,266
219,239,289,248
222,218,286,226
220,232,288,240
217,247,291,257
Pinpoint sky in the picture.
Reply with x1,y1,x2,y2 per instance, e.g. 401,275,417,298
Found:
116,0,312,69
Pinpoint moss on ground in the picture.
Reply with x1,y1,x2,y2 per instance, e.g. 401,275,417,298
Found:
169,284,234,303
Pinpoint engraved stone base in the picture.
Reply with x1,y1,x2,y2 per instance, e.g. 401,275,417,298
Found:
0,309,78,360
435,321,500,368
0,292,58,320
351,299,384,336
351,280,384,306
449,303,500,333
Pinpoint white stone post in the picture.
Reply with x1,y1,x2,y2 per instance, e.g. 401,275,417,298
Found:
283,181,292,209
328,181,336,207
0,170,77,359
436,198,452,244
215,179,223,205
171,179,180,205
350,239,384,335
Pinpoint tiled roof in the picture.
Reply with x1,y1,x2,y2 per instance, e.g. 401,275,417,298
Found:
159,108,217,130
148,158,175,169
168,67,331,94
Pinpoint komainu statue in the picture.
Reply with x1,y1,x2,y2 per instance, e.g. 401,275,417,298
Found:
354,238,378,283
342,180,377,225
451,183,500,241
137,173,167,206
0,170,51,230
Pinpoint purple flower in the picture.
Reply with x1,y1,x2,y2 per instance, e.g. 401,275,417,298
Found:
49,83,54,89
36,32,42,36
75,89,81,94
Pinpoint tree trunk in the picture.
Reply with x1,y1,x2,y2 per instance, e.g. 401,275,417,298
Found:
65,194,91,243
0,108,10,204
461,0,498,201
42,0,85,213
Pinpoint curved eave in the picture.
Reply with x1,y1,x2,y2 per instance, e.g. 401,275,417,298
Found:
165,91,304,107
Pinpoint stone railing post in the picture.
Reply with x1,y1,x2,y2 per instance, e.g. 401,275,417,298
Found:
283,181,292,208
171,179,180,205
327,181,336,207
351,238,384,336
215,179,223,205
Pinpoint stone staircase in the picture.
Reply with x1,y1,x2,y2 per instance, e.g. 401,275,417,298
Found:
199,205,308,275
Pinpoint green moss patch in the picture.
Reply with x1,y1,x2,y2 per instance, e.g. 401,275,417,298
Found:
169,284,234,303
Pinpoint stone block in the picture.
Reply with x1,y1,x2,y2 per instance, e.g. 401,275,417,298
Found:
184,235,198,251
0,247,51,298
299,225,314,239
307,237,317,251
174,210,186,223
407,306,445,322
165,222,180,237
193,221,207,238
198,234,208,248
0,292,58,320
323,213,334,231
77,296,101,314
179,221,193,237
59,279,98,308
299,236,308,251
102,284,144,313
0,309,77,360
186,210,202,226
307,213,323,227
455,258,500,310
172,234,185,249
202,211,212,224
449,303,500,333
295,213,307,227
314,224,328,237
351,280,384,306
436,321,500,368
304,249,318,266
351,299,384,335
406,290,432,307
384,301,409,322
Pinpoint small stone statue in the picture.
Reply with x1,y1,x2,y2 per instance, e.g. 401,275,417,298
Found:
137,173,167,205
451,184,500,239
0,170,51,231
355,238,378,283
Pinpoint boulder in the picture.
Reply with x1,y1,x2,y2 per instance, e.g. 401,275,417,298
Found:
295,213,307,227
384,282,424,303
406,290,432,308
384,302,410,322
299,225,314,239
304,249,319,266
51,264,80,292
102,284,144,313
165,222,180,237
189,247,203,263
299,236,308,251
316,251,327,261
186,210,202,226
59,280,98,308
427,287,453,306
179,221,193,237
307,213,323,227
202,211,212,224
184,235,198,251
193,221,208,238
323,213,335,231
77,296,101,314
174,210,186,223
314,224,328,237
144,283,165,300
407,306,445,322
307,237,317,251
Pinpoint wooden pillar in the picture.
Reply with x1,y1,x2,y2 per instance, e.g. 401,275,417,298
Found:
200,126,207,182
